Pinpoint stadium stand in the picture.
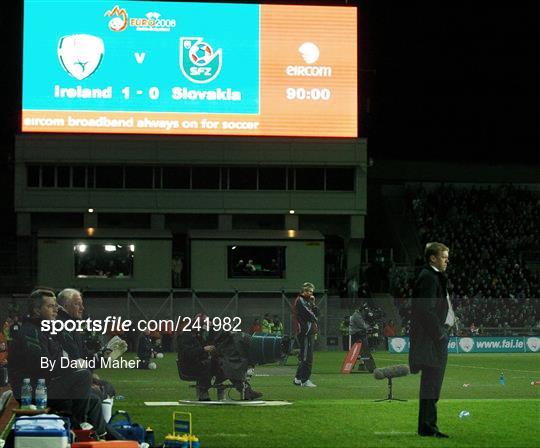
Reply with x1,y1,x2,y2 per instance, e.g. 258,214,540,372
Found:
392,184,540,335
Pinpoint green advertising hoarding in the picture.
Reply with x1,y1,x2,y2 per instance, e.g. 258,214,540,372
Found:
388,336,540,354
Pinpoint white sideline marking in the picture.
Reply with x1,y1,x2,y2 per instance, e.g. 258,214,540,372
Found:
203,433,249,437
178,400,292,406
446,364,540,374
145,402,182,406
374,431,415,435
144,400,293,407
375,356,540,374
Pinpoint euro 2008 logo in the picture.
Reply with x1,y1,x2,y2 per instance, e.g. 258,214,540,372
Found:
180,37,222,83
105,5,128,32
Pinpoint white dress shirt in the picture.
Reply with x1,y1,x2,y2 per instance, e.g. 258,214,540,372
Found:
431,265,455,327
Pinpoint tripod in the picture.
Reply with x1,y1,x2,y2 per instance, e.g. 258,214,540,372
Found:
374,377,407,402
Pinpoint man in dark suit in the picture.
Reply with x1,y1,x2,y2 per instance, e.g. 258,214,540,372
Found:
409,242,455,438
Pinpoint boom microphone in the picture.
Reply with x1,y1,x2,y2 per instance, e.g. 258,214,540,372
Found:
373,364,410,380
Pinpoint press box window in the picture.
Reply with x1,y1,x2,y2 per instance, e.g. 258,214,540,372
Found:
72,166,86,188
163,167,190,189
259,168,286,190
192,167,220,189
228,246,286,279
229,167,257,190
41,166,55,187
125,166,153,189
27,165,40,187
74,243,134,279
326,168,355,191
57,166,70,188
95,166,123,189
295,168,324,190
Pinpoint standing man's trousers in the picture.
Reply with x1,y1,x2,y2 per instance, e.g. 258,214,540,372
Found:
295,333,314,382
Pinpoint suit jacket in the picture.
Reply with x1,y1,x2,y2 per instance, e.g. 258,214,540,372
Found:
292,295,319,336
8,317,68,399
56,308,91,361
409,264,449,373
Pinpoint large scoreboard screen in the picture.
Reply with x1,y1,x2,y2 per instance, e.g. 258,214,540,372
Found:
22,1,358,137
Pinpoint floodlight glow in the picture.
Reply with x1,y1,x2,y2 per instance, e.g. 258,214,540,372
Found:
104,245,116,252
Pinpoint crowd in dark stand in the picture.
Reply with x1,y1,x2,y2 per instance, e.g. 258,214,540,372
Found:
393,184,540,335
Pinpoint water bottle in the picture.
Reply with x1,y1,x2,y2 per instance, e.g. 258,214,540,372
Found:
35,378,48,409
145,426,155,447
21,378,33,408
190,435,200,448
499,372,506,385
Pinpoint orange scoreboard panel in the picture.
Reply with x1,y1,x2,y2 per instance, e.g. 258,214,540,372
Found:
260,5,358,137
22,1,357,137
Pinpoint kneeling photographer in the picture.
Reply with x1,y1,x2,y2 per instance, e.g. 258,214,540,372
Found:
350,307,377,373
177,314,263,401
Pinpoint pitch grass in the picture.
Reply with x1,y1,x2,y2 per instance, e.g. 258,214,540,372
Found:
99,351,540,447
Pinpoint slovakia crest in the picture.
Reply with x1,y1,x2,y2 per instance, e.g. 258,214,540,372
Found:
180,37,222,84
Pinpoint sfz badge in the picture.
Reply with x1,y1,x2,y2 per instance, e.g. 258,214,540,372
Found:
180,37,222,84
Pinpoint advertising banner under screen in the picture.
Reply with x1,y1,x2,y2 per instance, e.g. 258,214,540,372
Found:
22,0,358,137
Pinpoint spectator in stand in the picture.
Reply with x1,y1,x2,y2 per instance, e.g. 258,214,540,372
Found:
3,315,21,345
137,329,154,369
172,255,183,288
261,313,273,334
149,329,162,353
235,259,245,273
272,315,284,336
347,276,359,301
245,259,257,273
394,184,539,334
383,320,397,350
0,331,7,386
161,320,174,352
248,318,262,334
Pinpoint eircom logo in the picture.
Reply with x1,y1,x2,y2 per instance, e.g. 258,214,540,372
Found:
286,42,332,78
180,37,222,84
